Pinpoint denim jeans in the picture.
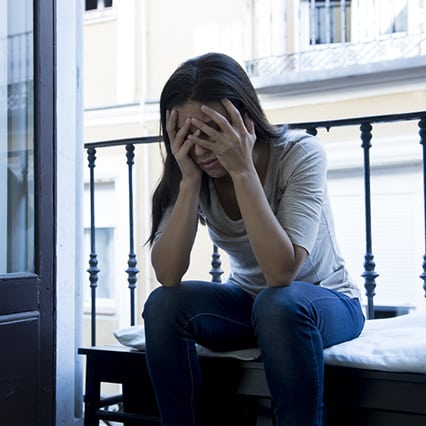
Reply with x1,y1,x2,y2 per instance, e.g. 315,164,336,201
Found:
142,281,365,426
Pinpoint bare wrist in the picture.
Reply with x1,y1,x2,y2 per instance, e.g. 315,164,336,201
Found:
180,176,202,192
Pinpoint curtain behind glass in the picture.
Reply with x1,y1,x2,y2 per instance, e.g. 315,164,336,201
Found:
0,0,34,274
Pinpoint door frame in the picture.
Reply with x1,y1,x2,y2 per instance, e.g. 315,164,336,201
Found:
34,0,56,423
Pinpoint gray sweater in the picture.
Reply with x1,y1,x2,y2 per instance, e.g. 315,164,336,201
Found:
199,130,361,299
157,130,361,299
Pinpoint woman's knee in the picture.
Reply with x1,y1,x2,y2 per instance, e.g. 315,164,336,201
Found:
143,285,183,324
252,282,310,326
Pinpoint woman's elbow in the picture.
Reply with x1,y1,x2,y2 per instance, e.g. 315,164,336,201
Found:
152,258,188,287
154,270,182,287
265,268,297,287
151,252,188,287
266,246,307,287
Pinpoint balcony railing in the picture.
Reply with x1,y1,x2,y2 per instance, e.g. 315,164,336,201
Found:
84,111,426,346
245,33,426,78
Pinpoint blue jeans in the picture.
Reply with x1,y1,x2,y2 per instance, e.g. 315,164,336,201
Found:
142,281,365,426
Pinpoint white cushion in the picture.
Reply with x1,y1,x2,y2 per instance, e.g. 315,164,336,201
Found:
114,311,426,372
323,311,426,373
113,325,261,361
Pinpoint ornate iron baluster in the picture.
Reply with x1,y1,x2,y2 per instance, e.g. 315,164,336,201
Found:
419,116,426,298
87,147,100,346
210,244,223,283
125,144,139,326
360,122,379,319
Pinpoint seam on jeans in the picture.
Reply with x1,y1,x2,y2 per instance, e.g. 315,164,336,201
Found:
303,293,362,424
305,294,362,342
303,293,351,424
185,337,197,426
184,312,253,331
306,315,322,425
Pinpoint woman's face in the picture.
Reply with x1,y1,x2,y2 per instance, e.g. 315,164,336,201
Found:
173,100,230,178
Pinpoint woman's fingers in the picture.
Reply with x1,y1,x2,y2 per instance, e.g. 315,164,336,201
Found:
190,100,251,139
166,110,202,179
222,100,256,140
243,112,255,137
168,112,192,154
189,118,219,142
221,99,244,128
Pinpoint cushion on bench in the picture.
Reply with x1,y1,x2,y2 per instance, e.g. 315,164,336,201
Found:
113,325,261,361
114,311,426,372
323,310,426,373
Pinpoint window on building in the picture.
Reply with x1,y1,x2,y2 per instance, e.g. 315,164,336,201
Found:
85,0,113,12
306,0,408,46
251,0,287,58
380,0,407,35
308,0,352,45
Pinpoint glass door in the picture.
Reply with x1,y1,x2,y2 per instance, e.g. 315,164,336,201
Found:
0,0,34,274
0,0,55,424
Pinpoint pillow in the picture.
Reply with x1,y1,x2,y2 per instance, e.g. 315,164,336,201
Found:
114,311,426,371
113,325,261,361
324,311,426,373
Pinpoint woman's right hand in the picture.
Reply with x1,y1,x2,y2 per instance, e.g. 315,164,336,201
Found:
152,110,202,286
167,109,202,182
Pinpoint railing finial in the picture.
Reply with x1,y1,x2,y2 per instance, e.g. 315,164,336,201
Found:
210,244,223,283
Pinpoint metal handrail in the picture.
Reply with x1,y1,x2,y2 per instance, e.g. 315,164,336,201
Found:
245,34,426,78
85,110,426,344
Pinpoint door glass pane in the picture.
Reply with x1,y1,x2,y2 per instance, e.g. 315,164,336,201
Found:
0,0,34,273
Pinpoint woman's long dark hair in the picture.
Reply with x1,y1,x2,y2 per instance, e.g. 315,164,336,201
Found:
148,52,285,245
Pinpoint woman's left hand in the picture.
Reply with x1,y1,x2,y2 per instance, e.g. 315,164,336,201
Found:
188,99,257,178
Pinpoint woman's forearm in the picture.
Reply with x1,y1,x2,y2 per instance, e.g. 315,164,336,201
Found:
232,169,306,287
151,178,201,287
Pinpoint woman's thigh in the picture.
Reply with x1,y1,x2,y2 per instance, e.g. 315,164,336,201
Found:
143,281,257,351
253,281,365,348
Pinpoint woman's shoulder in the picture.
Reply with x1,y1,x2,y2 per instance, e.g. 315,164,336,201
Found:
275,128,319,146
272,129,325,162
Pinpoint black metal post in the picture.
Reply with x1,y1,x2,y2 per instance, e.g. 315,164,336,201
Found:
87,147,100,346
418,116,426,298
125,144,139,326
360,122,379,319
210,244,223,283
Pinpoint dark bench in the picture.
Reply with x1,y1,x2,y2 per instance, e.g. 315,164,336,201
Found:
78,345,272,426
78,344,426,426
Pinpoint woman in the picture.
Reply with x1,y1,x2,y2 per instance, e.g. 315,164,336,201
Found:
142,52,364,426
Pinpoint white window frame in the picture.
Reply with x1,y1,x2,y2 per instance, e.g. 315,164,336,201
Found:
84,0,116,23
251,0,287,58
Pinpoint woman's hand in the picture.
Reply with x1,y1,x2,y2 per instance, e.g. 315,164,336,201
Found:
188,99,257,178
167,109,202,182
153,110,203,287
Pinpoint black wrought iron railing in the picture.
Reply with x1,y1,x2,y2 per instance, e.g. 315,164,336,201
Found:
84,111,426,346
245,34,426,78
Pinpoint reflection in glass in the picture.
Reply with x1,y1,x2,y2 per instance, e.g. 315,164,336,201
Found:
0,1,34,273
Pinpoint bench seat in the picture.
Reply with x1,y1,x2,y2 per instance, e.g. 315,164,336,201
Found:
79,311,426,425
